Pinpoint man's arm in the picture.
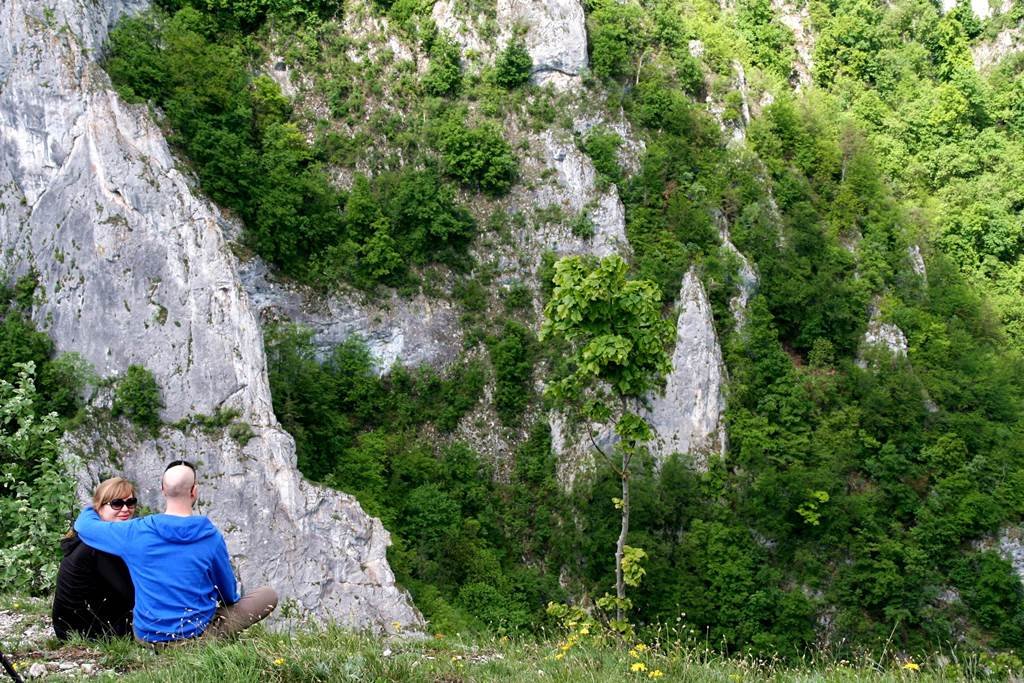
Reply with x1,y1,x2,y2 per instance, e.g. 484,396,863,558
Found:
73,508,134,556
209,532,241,605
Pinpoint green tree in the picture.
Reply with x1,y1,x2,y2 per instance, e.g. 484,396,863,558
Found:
436,118,518,196
0,362,74,594
494,40,533,88
424,35,463,97
112,365,164,433
540,254,674,624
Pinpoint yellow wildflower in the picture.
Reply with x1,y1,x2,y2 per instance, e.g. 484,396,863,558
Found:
634,643,648,653
902,662,920,671
631,662,647,673
579,626,590,636
554,652,565,661
272,658,285,666
648,671,664,680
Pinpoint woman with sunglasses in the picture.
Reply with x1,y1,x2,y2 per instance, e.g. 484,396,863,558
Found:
52,477,137,640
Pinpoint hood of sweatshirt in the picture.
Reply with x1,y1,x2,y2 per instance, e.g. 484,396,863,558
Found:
144,514,219,544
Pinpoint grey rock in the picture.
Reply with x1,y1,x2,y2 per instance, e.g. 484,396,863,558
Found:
239,259,462,372
551,270,728,482
715,212,758,326
497,0,588,87
644,268,726,470
770,0,814,89
528,130,629,258
0,0,421,631
999,526,1024,581
856,302,908,368
972,26,1024,71
549,408,616,489
432,0,587,89
908,244,927,278
942,0,1012,19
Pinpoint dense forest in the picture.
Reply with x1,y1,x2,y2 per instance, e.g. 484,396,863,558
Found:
6,0,1024,663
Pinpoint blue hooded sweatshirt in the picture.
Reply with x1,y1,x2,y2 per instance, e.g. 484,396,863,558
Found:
74,508,241,642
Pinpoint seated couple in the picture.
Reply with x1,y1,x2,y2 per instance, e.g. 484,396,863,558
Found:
52,461,278,644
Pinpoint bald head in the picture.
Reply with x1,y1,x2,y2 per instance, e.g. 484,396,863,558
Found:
162,464,196,501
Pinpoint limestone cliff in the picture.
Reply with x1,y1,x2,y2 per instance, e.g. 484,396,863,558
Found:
0,0,421,631
644,268,727,470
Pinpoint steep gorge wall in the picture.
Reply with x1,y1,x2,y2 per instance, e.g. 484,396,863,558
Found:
0,0,421,631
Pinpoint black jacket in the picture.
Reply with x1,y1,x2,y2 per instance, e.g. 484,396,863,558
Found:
51,533,134,640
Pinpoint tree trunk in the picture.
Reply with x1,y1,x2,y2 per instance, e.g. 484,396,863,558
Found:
614,450,631,623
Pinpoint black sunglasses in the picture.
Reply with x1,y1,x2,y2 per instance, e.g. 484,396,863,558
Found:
107,497,138,510
164,460,196,473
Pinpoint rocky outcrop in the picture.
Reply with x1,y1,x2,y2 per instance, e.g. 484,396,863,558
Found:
433,0,588,89
908,244,927,278
770,0,814,88
997,526,1024,582
856,302,908,368
497,0,588,87
942,0,1012,20
513,129,630,261
551,270,728,484
644,268,727,470
972,27,1024,71
0,0,421,631
715,212,758,326
240,260,463,371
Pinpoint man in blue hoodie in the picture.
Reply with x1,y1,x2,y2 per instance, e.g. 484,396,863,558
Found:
74,461,278,643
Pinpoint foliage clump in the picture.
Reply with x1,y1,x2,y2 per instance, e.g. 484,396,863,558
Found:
435,117,518,196
0,281,88,595
493,40,533,88
112,365,164,433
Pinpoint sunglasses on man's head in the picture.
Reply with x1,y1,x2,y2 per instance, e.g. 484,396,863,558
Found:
106,497,138,510
164,460,196,473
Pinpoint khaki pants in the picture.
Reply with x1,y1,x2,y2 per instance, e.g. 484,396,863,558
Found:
202,585,278,639
139,586,279,647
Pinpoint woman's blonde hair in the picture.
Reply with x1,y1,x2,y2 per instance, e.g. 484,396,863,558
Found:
92,477,135,509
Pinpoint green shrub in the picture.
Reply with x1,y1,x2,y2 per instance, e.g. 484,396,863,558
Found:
581,127,623,186
423,35,462,96
0,362,74,595
112,365,164,433
493,40,533,88
488,321,536,425
435,118,518,196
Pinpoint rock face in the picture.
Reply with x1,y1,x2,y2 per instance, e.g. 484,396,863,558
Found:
997,526,1024,581
497,0,588,87
771,0,814,88
0,0,421,631
644,268,727,470
856,302,908,368
972,27,1024,71
432,0,587,89
240,260,463,371
551,270,728,484
942,0,1012,20
716,212,758,325
529,131,629,258
908,244,927,278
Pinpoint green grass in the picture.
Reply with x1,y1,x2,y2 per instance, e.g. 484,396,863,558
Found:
6,625,1020,681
